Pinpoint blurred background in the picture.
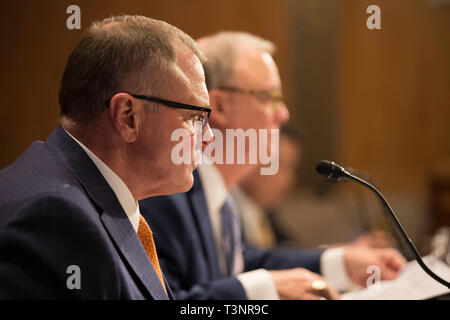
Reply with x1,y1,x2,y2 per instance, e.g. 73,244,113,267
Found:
1,0,449,253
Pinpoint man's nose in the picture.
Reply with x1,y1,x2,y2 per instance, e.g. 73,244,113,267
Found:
202,123,215,149
275,103,290,125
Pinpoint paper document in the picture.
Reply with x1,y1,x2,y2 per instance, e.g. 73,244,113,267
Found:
342,255,450,300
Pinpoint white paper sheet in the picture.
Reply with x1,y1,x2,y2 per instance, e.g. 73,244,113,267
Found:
342,255,450,300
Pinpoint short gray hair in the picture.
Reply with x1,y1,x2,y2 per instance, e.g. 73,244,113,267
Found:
59,15,205,124
197,31,276,89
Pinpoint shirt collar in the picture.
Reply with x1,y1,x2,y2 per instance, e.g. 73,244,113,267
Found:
64,129,140,233
197,163,229,214
230,185,265,219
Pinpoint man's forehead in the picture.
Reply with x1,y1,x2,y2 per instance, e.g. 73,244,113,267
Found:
233,49,280,88
165,44,209,107
172,41,204,75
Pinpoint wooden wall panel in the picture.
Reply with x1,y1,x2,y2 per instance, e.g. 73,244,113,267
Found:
0,0,292,168
337,0,450,196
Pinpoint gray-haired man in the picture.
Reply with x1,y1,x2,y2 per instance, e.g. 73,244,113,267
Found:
0,15,213,299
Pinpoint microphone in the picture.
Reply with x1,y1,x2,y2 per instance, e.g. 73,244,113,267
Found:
316,160,450,289
315,160,351,181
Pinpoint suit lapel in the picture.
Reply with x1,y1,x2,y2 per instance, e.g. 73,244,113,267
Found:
45,126,169,300
100,212,169,300
188,170,222,279
163,273,175,299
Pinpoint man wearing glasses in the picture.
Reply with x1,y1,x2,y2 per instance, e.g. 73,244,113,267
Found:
0,15,213,299
140,32,406,300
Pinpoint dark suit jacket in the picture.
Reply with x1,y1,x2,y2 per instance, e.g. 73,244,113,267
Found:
139,170,323,300
0,126,173,299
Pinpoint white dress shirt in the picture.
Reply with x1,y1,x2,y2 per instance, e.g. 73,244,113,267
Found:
65,130,140,233
197,163,353,299
231,186,276,248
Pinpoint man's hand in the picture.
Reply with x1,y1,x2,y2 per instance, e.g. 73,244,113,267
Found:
351,231,395,249
344,247,407,287
269,268,341,300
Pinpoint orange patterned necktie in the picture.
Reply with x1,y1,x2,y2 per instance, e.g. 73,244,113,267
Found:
137,215,167,295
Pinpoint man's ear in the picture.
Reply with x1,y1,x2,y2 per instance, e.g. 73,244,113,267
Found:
208,89,230,128
108,93,138,143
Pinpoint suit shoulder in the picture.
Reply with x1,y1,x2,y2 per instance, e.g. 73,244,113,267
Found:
0,141,81,207
1,188,100,231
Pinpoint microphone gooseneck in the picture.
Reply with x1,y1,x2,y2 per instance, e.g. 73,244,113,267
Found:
316,160,450,289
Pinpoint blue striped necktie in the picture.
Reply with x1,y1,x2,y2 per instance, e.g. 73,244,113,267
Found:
220,196,243,276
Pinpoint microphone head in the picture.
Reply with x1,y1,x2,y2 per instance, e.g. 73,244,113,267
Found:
316,160,349,180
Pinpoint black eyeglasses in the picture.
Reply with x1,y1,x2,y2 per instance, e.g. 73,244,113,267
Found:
106,94,212,129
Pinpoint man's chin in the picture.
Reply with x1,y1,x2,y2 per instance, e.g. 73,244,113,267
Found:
167,170,195,194
151,165,197,196
179,171,195,192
